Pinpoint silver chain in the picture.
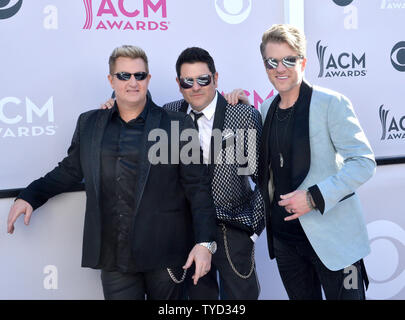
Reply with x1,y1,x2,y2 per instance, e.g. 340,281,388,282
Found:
167,268,187,284
221,223,255,279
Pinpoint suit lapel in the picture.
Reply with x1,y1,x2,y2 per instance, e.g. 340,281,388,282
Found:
258,95,279,192
208,92,227,179
132,101,162,216
290,80,313,190
91,108,112,202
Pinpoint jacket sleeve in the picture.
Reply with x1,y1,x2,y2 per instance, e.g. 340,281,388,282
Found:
18,115,84,210
311,94,376,214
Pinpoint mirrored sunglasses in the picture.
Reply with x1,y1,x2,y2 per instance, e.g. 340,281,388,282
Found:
264,55,304,70
179,74,212,89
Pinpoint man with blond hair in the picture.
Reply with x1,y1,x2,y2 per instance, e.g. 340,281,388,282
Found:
7,45,217,300
234,24,376,299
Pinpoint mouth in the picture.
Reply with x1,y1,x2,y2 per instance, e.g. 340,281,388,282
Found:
276,75,288,80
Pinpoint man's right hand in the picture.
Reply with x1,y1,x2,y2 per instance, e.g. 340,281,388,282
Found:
100,98,115,110
7,199,33,234
224,89,251,106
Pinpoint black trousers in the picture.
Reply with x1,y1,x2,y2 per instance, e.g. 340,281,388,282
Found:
101,268,185,300
273,236,367,300
187,224,260,300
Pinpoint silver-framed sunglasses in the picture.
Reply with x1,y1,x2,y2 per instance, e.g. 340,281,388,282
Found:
179,74,212,89
264,55,304,70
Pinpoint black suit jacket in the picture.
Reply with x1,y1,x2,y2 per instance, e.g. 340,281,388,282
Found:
19,100,217,272
163,93,265,236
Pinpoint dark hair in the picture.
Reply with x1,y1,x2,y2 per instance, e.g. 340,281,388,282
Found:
175,47,216,78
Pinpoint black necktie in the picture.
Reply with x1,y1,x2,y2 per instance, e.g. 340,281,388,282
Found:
190,110,204,131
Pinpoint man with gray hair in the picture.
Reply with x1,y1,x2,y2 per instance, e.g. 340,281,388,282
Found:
233,24,376,300
103,46,265,300
7,45,217,300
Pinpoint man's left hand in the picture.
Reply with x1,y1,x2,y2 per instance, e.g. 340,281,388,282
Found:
224,89,250,106
278,190,312,221
183,244,212,285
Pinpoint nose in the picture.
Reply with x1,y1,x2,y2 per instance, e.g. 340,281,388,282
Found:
191,80,202,91
128,74,138,86
276,61,287,72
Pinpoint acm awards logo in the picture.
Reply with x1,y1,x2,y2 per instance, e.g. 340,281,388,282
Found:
215,0,251,24
83,0,169,31
220,89,274,110
0,0,23,19
391,41,405,72
379,105,405,141
366,220,405,299
381,0,405,9
316,41,367,78
0,97,56,139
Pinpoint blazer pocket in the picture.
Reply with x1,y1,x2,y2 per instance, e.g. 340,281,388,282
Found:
339,192,355,203
221,132,235,149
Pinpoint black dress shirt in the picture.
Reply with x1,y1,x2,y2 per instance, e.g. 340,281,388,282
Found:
97,102,148,273
269,102,308,244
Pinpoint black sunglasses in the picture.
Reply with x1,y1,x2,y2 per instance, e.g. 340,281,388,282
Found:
264,55,304,70
179,74,212,89
114,71,148,81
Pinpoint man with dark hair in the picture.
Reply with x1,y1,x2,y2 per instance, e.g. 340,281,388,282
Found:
163,47,264,300
7,45,217,300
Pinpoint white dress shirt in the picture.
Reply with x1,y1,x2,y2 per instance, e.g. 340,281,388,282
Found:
187,92,218,165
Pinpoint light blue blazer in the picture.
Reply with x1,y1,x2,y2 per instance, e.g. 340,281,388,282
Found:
260,82,376,271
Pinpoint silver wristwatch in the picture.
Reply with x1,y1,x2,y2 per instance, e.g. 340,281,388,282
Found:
198,241,217,254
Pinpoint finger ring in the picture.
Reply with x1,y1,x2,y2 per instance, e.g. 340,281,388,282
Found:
291,209,294,213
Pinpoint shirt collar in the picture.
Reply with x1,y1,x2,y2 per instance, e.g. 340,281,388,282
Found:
112,97,149,122
187,91,218,121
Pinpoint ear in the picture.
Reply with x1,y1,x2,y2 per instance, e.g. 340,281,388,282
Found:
146,73,152,85
213,72,219,88
301,57,307,72
176,77,182,92
108,74,114,88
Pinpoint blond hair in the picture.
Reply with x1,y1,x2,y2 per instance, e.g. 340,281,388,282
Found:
260,24,307,59
108,45,149,74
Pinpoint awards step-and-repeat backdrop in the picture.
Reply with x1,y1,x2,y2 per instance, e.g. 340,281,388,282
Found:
304,0,405,300
0,0,404,299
